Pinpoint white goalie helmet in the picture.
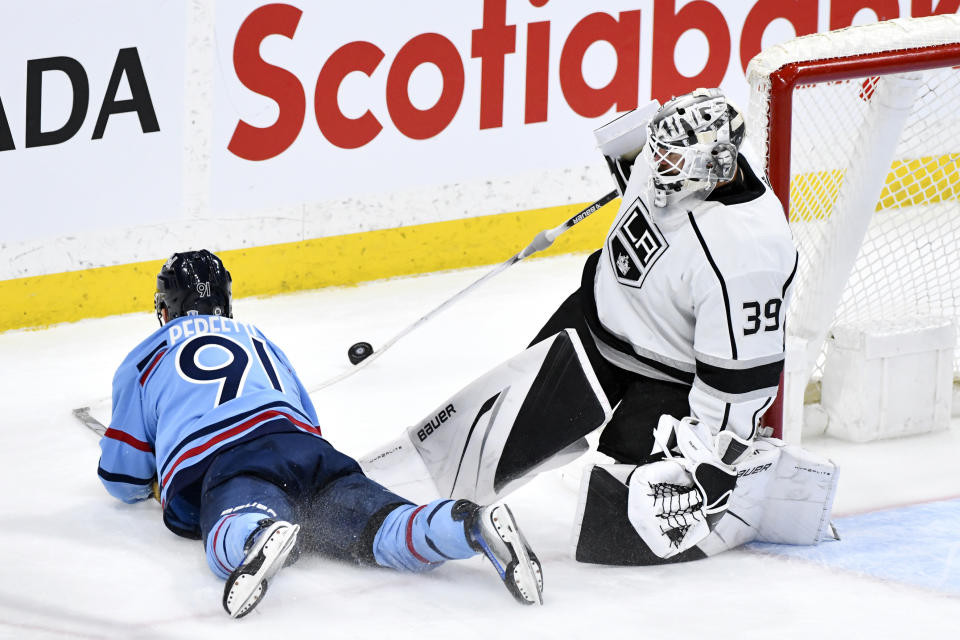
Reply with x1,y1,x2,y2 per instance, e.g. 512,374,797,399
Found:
642,88,746,207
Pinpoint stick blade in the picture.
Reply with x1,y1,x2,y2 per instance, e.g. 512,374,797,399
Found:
73,406,107,437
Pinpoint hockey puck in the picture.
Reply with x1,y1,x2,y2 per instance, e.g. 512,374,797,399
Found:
348,341,374,365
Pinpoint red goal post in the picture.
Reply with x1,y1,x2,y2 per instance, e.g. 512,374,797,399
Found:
746,15,960,440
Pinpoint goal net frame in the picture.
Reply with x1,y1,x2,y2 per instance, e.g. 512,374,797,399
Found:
745,14,960,440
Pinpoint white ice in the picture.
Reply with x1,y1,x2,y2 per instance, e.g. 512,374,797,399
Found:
2,253,958,639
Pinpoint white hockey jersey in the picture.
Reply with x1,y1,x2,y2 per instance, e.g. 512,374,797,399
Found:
587,145,797,440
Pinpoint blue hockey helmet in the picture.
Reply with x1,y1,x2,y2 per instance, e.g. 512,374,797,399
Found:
155,250,232,325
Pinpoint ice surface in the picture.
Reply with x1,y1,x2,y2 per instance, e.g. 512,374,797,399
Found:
749,498,960,595
1,254,958,638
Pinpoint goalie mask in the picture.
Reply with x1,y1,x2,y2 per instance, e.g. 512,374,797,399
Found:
155,250,232,326
642,88,745,207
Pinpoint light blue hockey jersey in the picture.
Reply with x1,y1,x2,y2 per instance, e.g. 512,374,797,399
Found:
98,315,322,538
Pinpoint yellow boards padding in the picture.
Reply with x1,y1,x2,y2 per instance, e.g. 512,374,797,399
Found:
0,198,619,332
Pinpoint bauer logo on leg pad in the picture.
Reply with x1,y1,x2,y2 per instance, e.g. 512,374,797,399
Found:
416,404,456,442
737,462,772,478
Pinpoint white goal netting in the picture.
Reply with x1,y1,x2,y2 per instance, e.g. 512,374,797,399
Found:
746,15,960,435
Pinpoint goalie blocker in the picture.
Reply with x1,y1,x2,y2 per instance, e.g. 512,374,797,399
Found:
572,436,839,565
360,329,612,505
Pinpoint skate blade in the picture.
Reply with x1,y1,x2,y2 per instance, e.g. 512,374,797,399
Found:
223,523,300,618
486,505,544,606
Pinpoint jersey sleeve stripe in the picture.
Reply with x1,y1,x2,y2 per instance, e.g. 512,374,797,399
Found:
139,348,168,386
104,428,154,453
688,212,738,360
782,251,799,298
780,252,799,349
696,357,783,395
405,505,432,565
751,397,774,435
211,514,238,576
97,467,154,486
136,340,168,372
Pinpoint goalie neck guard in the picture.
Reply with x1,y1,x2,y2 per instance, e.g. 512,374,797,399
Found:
643,88,745,207
155,250,233,326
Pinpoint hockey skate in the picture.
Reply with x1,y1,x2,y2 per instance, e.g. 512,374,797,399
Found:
222,519,300,618
454,501,544,605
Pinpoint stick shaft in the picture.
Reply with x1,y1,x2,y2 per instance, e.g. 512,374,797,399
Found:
308,190,619,393
550,189,619,238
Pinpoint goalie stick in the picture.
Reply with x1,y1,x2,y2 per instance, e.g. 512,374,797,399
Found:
307,189,619,393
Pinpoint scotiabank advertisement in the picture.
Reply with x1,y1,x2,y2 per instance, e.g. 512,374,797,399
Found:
3,1,956,264
210,0,957,216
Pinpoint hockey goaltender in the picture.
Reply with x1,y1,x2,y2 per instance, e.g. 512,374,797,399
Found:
361,88,839,566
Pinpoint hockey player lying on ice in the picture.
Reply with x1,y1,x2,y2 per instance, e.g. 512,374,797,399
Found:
97,250,543,618
361,88,839,566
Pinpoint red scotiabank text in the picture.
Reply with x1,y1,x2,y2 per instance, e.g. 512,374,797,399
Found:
228,0,959,161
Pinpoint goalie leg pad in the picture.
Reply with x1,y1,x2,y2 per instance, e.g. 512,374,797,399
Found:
755,441,839,545
694,439,839,554
361,329,612,504
694,442,782,556
356,432,441,505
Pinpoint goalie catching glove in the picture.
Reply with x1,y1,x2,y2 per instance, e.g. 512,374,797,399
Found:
627,415,753,559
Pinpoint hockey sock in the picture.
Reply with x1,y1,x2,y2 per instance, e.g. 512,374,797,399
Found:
372,499,477,572
205,512,265,580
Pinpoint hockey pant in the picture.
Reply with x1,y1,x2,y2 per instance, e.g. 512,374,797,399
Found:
360,329,613,505
200,433,410,577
